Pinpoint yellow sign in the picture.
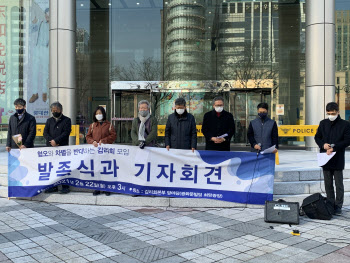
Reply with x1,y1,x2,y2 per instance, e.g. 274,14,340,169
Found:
278,125,318,137
36,125,80,145
157,125,204,137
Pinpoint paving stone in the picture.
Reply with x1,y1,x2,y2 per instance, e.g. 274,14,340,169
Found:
109,238,151,253
292,239,325,250
126,245,175,263
263,232,291,242
90,230,130,244
94,258,118,263
151,255,187,263
206,229,245,240
5,250,28,259
309,243,340,256
111,253,144,263
246,253,285,263
17,229,43,239
206,252,227,261
308,253,350,263
273,247,310,258
0,235,9,244
228,222,266,234
279,236,308,246
11,255,37,263
0,252,9,261
218,258,243,263
191,256,216,263
82,253,106,261
1,231,27,241
183,233,225,246
158,239,203,254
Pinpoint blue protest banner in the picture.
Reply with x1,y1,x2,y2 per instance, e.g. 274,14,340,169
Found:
8,145,275,204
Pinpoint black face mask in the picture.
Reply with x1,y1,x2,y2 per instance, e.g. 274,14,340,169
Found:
258,113,267,119
16,109,25,115
52,112,61,118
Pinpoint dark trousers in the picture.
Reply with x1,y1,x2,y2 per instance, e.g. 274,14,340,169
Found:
323,169,344,208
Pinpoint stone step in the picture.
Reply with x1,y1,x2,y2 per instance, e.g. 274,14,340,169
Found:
4,192,261,208
0,174,7,187
274,179,350,195
274,169,350,182
0,186,8,198
273,192,350,207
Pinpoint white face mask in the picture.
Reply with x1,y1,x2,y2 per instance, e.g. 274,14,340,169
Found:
95,114,103,121
176,109,185,115
328,114,338,122
215,106,223,113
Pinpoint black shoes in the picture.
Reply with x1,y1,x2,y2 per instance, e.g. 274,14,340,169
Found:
60,186,70,194
45,186,70,194
334,207,342,216
45,186,58,193
93,191,111,196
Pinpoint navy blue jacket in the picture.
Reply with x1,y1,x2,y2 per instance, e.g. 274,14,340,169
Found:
165,110,197,150
247,116,279,151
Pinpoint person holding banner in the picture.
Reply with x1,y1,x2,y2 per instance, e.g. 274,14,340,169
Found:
43,101,72,194
6,98,36,152
202,96,235,151
247,103,278,153
86,106,117,196
131,100,158,148
314,102,350,216
165,97,197,152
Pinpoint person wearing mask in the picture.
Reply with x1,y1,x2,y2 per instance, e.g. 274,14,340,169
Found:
202,96,235,151
131,100,158,148
247,102,278,153
43,101,72,194
165,97,197,152
6,98,36,152
86,106,117,196
315,102,350,216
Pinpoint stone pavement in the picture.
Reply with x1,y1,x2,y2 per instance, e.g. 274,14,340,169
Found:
0,198,350,263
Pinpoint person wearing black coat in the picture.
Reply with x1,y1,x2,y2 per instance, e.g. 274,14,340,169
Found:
43,101,72,194
165,97,197,151
314,102,350,215
202,96,235,151
6,98,36,152
43,103,72,147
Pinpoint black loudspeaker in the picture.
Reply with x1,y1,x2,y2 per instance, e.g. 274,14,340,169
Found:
301,193,334,220
264,200,300,224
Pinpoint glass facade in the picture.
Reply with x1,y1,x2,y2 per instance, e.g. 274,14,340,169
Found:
0,0,350,146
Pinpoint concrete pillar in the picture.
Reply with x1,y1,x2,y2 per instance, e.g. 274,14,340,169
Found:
305,0,335,151
49,0,76,144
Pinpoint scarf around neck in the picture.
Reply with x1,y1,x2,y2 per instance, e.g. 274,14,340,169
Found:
138,112,150,141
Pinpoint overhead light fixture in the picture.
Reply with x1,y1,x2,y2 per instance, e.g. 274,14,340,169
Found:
137,2,140,5
80,3,84,7
108,3,111,6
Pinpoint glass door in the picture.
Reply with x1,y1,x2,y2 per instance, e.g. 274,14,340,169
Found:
112,91,150,144
230,89,272,144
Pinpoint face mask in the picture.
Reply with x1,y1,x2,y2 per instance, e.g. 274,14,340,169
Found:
215,107,223,113
96,114,103,121
52,112,61,118
328,114,338,121
258,113,267,119
16,109,25,115
139,110,149,117
176,109,185,115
